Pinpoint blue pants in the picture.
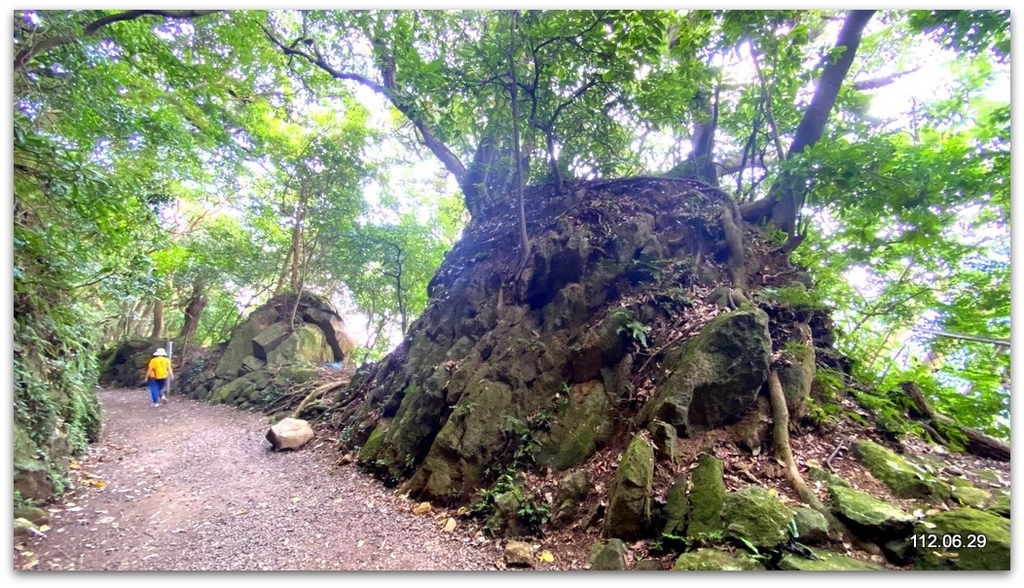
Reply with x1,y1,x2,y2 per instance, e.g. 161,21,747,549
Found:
148,378,167,404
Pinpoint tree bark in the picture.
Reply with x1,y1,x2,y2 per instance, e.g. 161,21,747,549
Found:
179,283,208,345
768,369,881,555
900,381,1010,461
740,10,875,234
149,299,164,340
14,10,220,72
509,11,532,268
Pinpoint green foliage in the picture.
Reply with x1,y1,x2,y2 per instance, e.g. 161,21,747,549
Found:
757,283,827,314
11,9,1011,506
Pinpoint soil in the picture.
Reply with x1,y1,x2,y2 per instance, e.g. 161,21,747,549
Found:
12,386,1011,574
12,387,522,572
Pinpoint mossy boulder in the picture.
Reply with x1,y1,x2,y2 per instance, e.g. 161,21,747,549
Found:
215,307,278,378
828,485,915,543
672,548,765,571
605,434,655,541
535,380,613,471
403,380,515,501
551,470,591,529
660,474,689,540
266,323,333,365
13,424,53,502
589,538,627,570
642,307,771,436
687,453,725,537
913,507,1010,570
949,481,992,509
986,492,1010,518
851,439,949,501
777,549,885,571
791,506,830,544
721,486,794,550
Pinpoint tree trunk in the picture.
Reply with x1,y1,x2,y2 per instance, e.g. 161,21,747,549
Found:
179,283,208,345
290,180,310,293
509,11,532,268
900,381,1010,461
740,10,875,234
150,299,164,340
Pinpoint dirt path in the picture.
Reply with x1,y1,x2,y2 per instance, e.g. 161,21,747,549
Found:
13,388,506,572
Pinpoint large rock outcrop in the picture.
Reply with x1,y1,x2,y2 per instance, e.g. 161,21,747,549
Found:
105,293,357,416
326,178,825,506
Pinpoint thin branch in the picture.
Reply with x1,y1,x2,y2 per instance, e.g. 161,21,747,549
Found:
853,67,922,91
15,10,220,72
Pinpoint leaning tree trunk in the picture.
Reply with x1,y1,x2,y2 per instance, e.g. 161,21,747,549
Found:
901,381,1010,461
178,283,208,346
149,299,164,340
740,9,875,236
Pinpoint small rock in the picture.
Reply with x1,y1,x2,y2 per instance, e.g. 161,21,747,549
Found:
505,540,534,568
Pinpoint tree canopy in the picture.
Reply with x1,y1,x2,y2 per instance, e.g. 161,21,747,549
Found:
11,8,1011,485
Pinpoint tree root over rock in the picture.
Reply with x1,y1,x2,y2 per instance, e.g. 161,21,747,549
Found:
767,368,882,557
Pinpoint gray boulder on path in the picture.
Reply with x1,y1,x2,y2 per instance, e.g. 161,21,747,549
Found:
266,417,314,451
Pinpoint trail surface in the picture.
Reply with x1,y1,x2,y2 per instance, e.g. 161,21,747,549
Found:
14,388,505,572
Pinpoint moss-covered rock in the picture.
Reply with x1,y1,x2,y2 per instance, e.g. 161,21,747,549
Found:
721,486,794,550
986,492,1010,518
851,439,949,501
828,485,915,543
777,549,885,571
913,508,1010,570
535,380,612,471
647,420,678,463
672,548,765,571
266,323,333,365
642,307,771,436
215,307,278,378
589,538,627,570
13,423,54,502
687,453,726,538
605,434,655,541
403,380,514,501
551,470,591,529
791,506,830,545
949,482,992,509
277,364,319,385
661,474,689,540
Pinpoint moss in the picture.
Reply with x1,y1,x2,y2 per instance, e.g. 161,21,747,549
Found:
687,453,725,536
914,508,1010,570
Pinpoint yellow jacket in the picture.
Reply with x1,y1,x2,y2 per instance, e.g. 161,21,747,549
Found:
147,356,171,380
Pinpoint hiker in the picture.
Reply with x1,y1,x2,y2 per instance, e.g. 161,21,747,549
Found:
145,348,173,407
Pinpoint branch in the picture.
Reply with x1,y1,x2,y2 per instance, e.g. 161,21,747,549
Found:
912,327,1010,348
260,23,468,187
14,10,220,72
750,42,787,163
853,67,922,91
788,10,875,158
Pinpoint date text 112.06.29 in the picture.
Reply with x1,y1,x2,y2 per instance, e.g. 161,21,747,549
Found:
910,534,988,549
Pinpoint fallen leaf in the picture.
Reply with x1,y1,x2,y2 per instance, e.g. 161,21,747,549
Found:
537,551,555,563
413,502,432,515
443,518,457,533
22,560,39,570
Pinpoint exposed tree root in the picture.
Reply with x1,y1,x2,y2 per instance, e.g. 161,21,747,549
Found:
720,200,747,288
767,368,882,556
